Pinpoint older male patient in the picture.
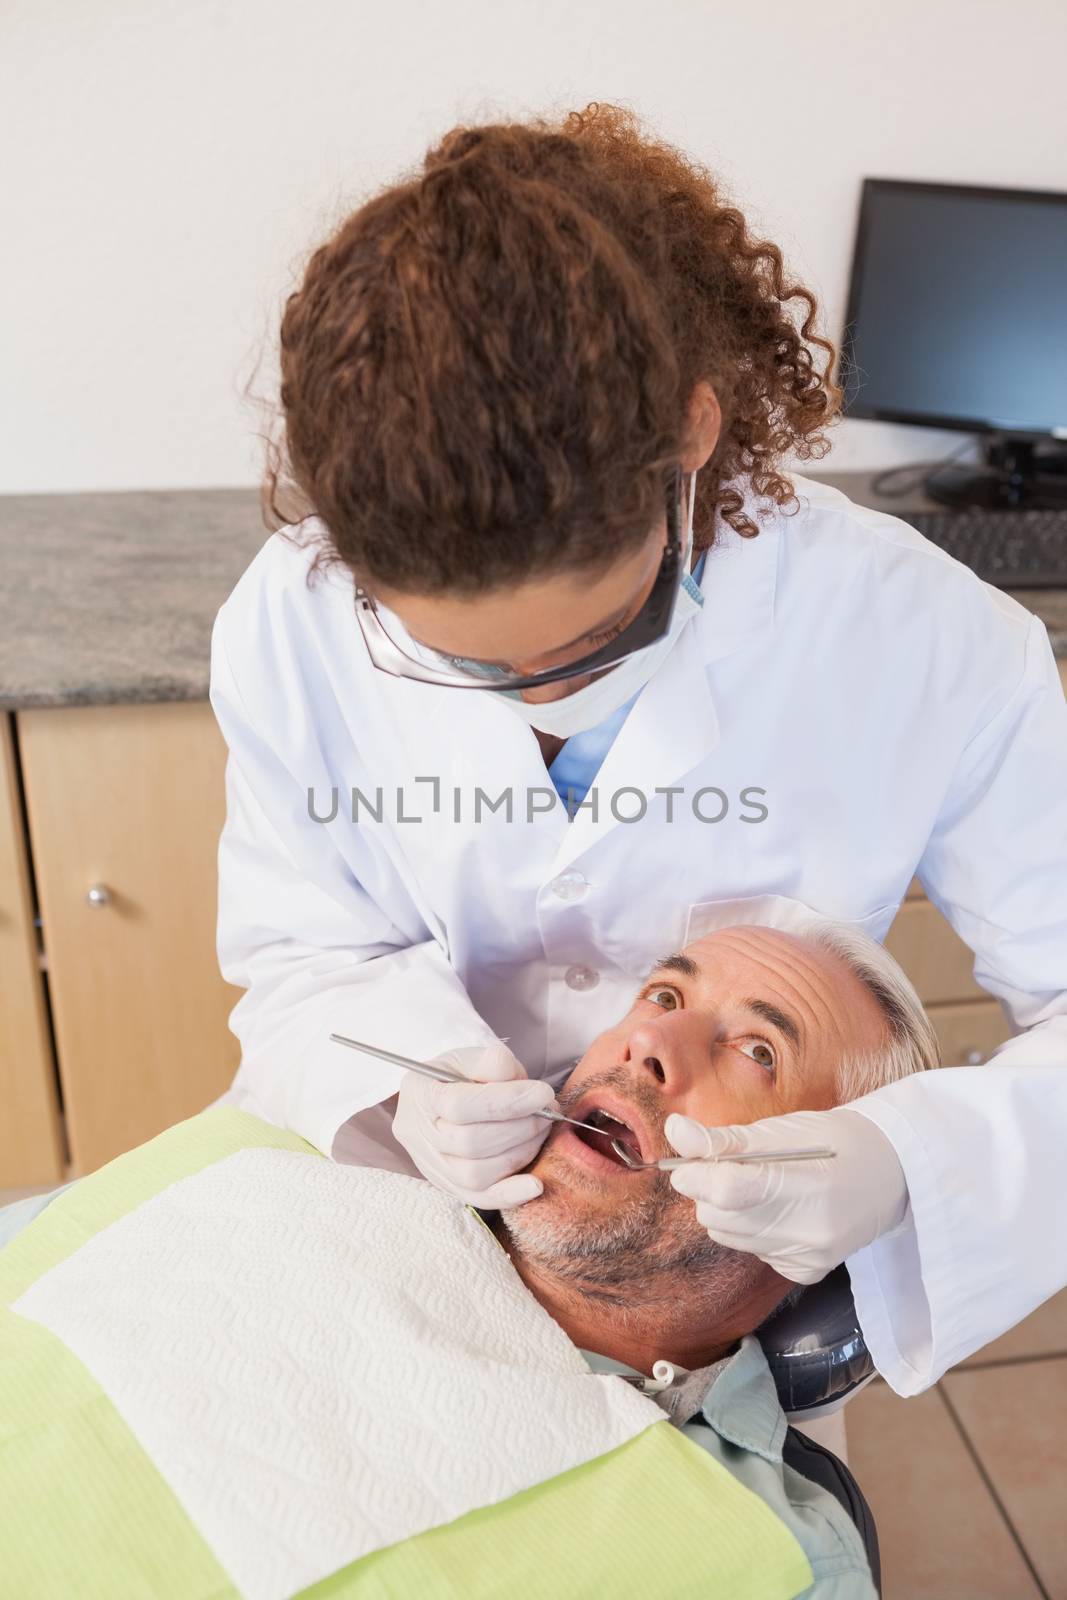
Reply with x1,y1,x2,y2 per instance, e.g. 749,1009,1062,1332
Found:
493,917,937,1374
0,917,936,1598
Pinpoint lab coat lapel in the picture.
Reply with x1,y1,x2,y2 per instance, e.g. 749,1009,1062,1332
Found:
548,623,720,873
548,512,780,876
390,675,570,850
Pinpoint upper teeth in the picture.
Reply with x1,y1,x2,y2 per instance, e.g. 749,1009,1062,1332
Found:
587,1108,634,1134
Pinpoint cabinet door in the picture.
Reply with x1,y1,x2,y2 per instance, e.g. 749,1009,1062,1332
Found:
885,898,985,1005
18,701,242,1173
925,999,1014,1067
0,714,64,1187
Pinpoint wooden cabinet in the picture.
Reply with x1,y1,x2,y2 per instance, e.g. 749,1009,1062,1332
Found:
885,899,986,1005
925,1000,1014,1067
0,716,64,1186
7,701,241,1181
885,897,1014,1063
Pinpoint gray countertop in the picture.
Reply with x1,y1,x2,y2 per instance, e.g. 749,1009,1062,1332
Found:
0,489,268,710
1,479,1065,711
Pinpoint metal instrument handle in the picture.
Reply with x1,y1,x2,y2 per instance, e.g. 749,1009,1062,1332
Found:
329,1033,602,1133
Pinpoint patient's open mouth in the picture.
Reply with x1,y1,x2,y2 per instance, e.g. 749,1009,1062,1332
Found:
574,1107,644,1168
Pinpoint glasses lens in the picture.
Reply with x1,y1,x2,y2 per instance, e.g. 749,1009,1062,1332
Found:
371,604,518,682
361,468,684,690
370,589,671,690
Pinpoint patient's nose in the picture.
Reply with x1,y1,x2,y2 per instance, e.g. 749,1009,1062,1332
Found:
623,1010,716,1093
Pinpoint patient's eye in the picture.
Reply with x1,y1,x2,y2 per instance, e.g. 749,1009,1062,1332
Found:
735,1039,776,1076
641,983,682,1011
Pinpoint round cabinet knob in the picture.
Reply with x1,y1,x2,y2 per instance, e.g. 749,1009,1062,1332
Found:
86,884,112,908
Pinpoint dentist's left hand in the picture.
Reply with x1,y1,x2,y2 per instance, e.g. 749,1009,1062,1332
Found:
392,1042,557,1208
664,1106,910,1285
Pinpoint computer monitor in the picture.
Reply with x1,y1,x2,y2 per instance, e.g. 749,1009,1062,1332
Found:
840,178,1067,509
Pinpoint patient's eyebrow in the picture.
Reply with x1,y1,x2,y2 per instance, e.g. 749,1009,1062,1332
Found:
742,998,803,1052
650,953,699,980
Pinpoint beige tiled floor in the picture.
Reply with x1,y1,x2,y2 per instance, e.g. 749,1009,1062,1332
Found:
847,1288,1067,1599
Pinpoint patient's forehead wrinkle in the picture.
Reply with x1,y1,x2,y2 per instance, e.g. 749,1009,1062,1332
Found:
686,927,844,1048
750,938,839,1034
702,926,891,1070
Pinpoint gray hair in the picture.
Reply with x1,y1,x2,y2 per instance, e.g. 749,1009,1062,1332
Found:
796,919,941,1102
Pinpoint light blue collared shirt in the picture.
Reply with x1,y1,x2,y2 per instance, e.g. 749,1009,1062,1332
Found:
581,1338,877,1598
548,552,708,812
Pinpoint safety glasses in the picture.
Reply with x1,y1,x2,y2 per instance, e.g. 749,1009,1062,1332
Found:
352,465,685,692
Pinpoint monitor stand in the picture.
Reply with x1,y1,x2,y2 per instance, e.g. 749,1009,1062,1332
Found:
925,436,1067,511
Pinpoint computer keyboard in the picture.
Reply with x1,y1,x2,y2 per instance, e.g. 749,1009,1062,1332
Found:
902,506,1067,589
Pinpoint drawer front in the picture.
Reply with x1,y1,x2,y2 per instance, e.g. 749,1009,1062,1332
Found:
925,999,1014,1067
19,701,241,1174
0,714,64,1187
884,897,985,1006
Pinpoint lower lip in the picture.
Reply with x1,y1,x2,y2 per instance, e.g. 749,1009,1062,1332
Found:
557,1122,641,1177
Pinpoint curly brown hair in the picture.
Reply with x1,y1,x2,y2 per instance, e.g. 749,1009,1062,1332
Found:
266,101,840,596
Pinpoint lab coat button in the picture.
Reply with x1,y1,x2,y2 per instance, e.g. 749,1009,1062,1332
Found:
551,870,589,902
565,964,599,991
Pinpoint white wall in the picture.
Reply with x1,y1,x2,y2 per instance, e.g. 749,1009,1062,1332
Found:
3,0,1065,494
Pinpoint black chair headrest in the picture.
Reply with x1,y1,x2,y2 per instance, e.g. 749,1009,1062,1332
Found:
755,1266,874,1415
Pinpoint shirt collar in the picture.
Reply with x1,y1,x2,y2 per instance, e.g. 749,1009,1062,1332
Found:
580,1336,786,1464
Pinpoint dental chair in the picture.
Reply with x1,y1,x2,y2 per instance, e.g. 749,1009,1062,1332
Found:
3,1189,880,1593
757,1268,881,1593
758,1265,875,1418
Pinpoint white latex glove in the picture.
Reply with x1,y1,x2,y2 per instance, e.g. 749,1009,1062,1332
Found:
392,1042,557,1207
665,1107,910,1286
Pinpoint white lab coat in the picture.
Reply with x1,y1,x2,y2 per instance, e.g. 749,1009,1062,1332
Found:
209,474,1067,1397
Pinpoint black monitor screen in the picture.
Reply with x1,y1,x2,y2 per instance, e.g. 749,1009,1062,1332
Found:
841,179,1067,437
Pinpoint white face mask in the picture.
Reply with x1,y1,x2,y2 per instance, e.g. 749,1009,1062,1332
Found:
500,470,704,740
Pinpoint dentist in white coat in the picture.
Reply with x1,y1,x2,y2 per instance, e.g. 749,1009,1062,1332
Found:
210,104,1067,1398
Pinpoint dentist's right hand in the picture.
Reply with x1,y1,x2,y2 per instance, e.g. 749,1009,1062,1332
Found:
392,1041,557,1207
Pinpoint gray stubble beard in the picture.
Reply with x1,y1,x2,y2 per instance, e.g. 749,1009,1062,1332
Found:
497,1068,767,1321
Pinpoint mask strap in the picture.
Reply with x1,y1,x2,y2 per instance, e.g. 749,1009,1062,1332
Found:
685,468,698,552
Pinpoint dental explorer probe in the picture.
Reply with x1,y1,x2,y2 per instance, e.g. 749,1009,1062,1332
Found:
329,1034,837,1165
330,1032,606,1135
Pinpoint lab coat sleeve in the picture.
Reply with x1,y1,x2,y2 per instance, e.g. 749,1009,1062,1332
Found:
209,617,498,1162
846,611,1067,1395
